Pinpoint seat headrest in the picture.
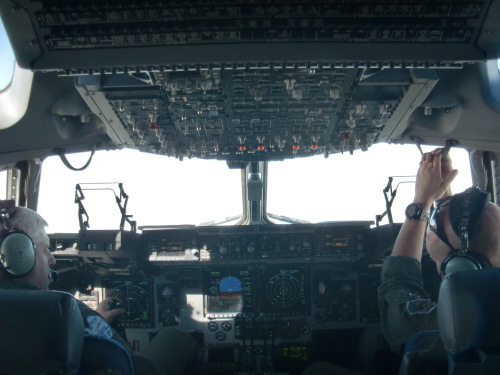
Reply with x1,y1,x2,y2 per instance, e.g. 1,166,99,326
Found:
0,289,84,374
437,268,500,355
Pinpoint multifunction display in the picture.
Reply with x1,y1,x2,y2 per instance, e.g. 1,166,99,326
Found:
103,278,154,328
261,267,309,316
203,266,311,317
204,268,253,318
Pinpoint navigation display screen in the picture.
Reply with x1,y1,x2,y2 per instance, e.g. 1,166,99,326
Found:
103,278,154,328
203,268,253,317
260,267,309,316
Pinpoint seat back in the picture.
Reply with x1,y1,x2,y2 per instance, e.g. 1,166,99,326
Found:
399,330,447,375
0,289,84,375
438,268,500,375
80,335,134,375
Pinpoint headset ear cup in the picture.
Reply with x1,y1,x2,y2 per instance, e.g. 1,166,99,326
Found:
0,231,36,276
441,250,491,277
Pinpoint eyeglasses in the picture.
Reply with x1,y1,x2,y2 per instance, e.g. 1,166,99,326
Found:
428,196,456,251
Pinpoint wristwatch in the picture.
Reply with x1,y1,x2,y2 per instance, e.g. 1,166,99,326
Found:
405,203,429,222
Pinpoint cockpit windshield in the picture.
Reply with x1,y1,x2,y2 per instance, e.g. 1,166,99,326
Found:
268,144,472,224
37,144,472,233
38,150,242,233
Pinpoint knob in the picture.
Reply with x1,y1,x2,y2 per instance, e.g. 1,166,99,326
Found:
219,245,228,255
247,244,255,253
105,298,123,310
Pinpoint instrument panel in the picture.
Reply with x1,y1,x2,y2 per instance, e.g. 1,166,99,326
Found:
51,222,390,374
145,222,372,262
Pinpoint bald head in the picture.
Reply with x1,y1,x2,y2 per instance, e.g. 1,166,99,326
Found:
2,206,47,238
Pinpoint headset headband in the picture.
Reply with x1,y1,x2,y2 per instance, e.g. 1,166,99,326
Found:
448,187,490,254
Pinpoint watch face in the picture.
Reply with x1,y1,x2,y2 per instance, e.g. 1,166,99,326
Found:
406,203,421,220
406,204,417,217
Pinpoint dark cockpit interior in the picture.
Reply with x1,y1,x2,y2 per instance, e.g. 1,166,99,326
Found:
1,1,500,374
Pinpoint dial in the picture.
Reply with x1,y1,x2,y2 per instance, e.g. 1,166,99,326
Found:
221,321,232,332
208,321,219,332
215,331,226,342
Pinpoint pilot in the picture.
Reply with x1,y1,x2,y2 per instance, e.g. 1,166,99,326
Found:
378,147,500,354
0,201,200,375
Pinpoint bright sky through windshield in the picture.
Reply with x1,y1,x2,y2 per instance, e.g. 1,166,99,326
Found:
37,144,472,233
268,144,472,224
38,150,243,233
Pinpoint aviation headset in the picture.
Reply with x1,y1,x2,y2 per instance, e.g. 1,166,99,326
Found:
440,187,491,277
0,200,37,277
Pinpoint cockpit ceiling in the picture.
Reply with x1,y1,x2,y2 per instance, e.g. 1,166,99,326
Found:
1,1,500,164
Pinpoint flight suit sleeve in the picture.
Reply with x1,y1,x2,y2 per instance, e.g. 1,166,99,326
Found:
76,300,132,351
378,256,438,354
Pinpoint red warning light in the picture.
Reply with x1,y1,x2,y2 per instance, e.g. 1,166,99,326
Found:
257,145,265,151
149,122,158,130
239,145,247,151
292,144,300,150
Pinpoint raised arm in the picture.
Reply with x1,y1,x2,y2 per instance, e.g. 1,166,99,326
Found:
391,150,458,261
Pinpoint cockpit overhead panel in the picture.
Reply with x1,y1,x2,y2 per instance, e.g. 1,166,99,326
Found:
2,1,497,161
73,66,439,160
2,1,499,72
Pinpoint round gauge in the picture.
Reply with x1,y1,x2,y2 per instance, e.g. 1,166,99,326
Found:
266,273,302,309
221,321,232,331
208,321,219,332
215,331,226,342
